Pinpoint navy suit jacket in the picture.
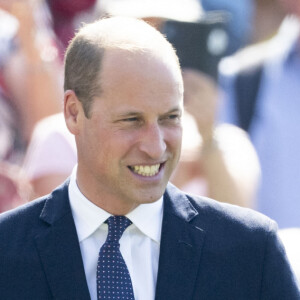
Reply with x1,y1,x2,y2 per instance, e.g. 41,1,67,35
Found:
0,181,299,299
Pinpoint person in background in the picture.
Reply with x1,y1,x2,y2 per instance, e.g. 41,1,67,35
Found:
0,16,298,299
0,0,106,211
0,8,21,163
201,0,285,53
23,113,77,199
0,0,62,210
46,0,99,59
171,69,260,207
0,0,62,149
218,0,300,228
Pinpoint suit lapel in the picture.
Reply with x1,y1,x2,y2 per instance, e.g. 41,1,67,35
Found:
34,181,91,300
155,184,206,300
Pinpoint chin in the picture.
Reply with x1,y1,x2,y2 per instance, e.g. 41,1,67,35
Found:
137,187,165,204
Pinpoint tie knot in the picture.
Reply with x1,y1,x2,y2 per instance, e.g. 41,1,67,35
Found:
106,216,132,243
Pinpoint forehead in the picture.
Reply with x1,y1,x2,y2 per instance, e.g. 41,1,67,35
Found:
91,48,183,116
100,48,182,97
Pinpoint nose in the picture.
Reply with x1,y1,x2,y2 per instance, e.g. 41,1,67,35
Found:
139,123,167,159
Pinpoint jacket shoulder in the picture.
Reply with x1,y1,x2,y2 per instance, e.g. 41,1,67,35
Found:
0,196,47,227
0,179,69,237
188,192,276,233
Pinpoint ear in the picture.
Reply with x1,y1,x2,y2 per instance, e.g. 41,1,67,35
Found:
64,90,84,135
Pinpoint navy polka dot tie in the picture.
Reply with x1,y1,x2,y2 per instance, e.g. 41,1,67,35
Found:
97,216,135,299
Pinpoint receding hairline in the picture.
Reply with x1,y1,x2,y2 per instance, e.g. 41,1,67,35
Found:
63,16,182,118
74,16,179,60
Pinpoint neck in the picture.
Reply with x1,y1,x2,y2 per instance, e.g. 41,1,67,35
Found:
75,166,138,215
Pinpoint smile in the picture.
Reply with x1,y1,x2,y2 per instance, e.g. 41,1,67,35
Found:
129,164,161,177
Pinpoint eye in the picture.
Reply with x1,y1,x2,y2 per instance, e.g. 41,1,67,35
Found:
165,113,182,122
123,117,139,122
119,116,144,127
159,113,181,125
168,114,181,120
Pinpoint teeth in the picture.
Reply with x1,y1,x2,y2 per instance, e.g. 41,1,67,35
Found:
132,164,160,176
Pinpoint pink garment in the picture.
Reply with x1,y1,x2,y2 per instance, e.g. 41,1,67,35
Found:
23,113,77,181
0,163,28,213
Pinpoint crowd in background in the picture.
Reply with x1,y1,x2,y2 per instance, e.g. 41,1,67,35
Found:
0,0,300,284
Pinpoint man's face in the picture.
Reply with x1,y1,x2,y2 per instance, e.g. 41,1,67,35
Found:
75,48,183,214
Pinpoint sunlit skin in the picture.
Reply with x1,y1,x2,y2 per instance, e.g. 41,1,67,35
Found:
64,48,183,215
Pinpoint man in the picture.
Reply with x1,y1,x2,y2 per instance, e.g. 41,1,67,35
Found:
0,17,299,299
218,6,300,228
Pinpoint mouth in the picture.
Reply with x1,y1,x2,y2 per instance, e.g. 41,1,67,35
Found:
128,163,164,177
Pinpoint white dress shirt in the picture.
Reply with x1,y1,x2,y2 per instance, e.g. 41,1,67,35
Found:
68,166,163,300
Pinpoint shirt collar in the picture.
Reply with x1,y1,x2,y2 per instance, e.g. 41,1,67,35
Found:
127,196,163,244
68,165,163,244
69,166,110,242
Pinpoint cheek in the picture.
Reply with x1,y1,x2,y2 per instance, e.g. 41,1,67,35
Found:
165,127,183,151
100,131,137,160
79,123,110,165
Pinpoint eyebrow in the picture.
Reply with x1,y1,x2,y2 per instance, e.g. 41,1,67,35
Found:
164,107,182,114
115,106,182,119
116,111,142,118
